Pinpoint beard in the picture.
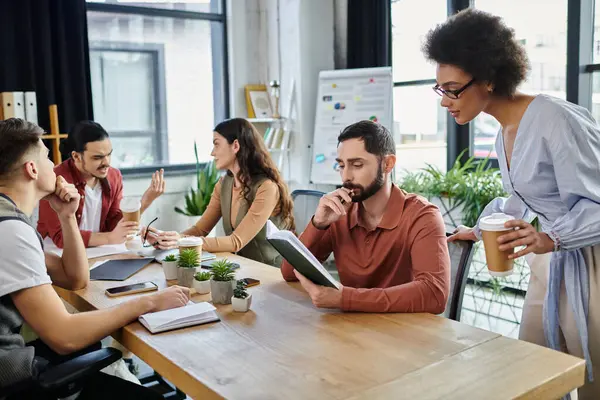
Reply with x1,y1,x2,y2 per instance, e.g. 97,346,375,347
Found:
82,159,109,180
342,163,385,202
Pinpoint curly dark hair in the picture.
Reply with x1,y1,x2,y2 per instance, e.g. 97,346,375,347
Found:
422,8,530,97
213,118,295,231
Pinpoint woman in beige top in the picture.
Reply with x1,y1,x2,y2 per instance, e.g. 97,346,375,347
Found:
146,118,295,266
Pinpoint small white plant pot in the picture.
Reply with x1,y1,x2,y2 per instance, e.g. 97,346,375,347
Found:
193,279,211,295
162,261,179,280
232,294,252,312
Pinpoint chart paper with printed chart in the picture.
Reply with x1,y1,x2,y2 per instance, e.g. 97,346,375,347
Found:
310,67,393,185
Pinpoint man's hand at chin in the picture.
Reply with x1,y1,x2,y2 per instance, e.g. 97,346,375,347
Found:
46,176,80,220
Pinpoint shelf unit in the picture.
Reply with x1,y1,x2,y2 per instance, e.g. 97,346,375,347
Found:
246,117,291,178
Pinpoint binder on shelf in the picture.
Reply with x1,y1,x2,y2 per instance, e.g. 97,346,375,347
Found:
24,92,38,124
0,92,15,119
12,92,25,120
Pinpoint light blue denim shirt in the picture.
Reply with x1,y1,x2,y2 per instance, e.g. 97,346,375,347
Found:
473,94,600,382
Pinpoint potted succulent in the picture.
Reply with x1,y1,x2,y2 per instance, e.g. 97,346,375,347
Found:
210,259,236,304
193,271,212,295
232,280,252,312
177,249,199,288
162,254,179,281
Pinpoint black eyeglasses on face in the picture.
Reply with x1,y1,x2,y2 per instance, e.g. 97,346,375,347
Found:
433,78,476,99
143,217,159,248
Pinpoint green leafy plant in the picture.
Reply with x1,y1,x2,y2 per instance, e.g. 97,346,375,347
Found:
178,249,200,269
163,254,177,262
210,259,236,282
233,280,248,299
398,151,505,227
174,142,219,216
194,271,211,281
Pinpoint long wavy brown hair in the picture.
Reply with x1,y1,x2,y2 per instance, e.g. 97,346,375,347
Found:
213,118,295,231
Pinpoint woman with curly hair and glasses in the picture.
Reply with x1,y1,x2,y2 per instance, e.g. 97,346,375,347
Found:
144,118,295,267
424,8,600,398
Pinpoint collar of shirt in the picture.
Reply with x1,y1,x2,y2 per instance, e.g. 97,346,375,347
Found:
348,184,406,230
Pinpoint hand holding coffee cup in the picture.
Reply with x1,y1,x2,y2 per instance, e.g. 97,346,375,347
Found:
497,219,555,259
108,219,140,244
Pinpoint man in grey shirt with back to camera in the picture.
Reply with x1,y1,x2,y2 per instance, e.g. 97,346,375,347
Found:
0,118,191,399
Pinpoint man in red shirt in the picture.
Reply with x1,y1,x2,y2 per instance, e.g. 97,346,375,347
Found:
38,121,165,248
281,121,450,313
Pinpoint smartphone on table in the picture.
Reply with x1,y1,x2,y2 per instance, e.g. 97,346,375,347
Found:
105,281,158,297
240,278,260,287
201,260,241,270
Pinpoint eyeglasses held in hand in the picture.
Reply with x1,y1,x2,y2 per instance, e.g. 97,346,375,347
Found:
143,217,159,248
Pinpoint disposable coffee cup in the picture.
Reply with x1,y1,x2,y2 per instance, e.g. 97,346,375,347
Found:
479,213,515,277
121,198,141,223
120,198,141,239
178,237,203,256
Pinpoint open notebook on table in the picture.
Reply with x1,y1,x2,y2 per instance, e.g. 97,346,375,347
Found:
266,221,341,289
43,238,128,259
139,301,220,334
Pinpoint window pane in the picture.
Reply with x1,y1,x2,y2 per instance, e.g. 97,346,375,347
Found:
90,50,156,133
393,85,447,176
87,11,222,168
391,0,447,82
472,0,567,158
594,2,600,63
111,137,155,167
591,73,600,122
86,0,222,14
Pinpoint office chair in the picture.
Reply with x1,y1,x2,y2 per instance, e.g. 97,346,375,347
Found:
2,347,121,399
443,232,475,321
290,190,325,235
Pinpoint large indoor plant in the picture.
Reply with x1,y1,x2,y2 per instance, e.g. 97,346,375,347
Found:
399,150,505,228
174,142,220,231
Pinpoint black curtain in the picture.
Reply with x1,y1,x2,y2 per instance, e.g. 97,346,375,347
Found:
346,0,392,69
0,0,93,132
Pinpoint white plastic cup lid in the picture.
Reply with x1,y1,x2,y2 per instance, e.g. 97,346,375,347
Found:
178,237,204,247
120,198,141,212
479,213,515,232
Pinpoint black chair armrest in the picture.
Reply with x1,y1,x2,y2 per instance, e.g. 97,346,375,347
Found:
37,348,122,391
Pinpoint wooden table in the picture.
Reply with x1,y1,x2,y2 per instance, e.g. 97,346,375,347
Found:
55,253,585,400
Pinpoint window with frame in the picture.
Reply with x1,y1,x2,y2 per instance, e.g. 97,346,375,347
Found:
86,1,227,171
391,0,448,177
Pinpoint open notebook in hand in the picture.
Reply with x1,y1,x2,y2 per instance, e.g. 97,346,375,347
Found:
266,221,341,289
139,301,220,334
